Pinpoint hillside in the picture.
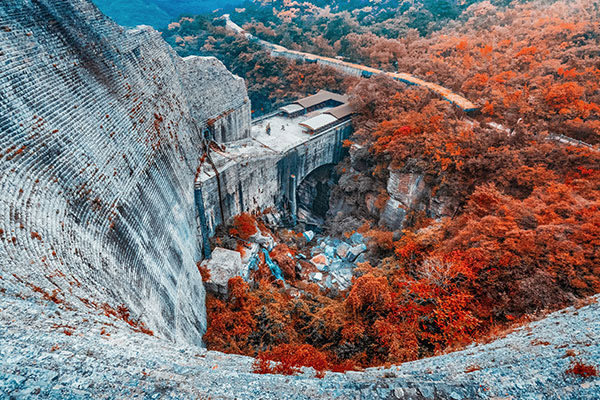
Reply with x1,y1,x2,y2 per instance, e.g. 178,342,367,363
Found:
2,272,599,398
1,0,599,398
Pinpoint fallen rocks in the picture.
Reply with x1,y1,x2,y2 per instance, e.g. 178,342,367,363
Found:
304,234,368,291
249,231,275,251
335,242,350,259
310,254,329,272
303,230,315,242
309,272,323,282
201,248,244,295
347,243,367,262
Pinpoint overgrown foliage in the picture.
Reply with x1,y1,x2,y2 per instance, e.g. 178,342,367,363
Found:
199,0,600,376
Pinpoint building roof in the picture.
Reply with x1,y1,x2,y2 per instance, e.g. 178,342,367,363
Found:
325,103,354,119
280,104,304,114
294,90,348,109
299,114,338,132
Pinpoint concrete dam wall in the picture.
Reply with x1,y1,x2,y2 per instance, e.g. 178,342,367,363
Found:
0,0,250,345
195,118,352,244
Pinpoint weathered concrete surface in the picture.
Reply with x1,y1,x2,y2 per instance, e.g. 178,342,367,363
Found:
0,0,250,345
195,114,352,242
1,274,599,399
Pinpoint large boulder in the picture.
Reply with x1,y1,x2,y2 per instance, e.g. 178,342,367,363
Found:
249,230,276,251
310,254,330,272
347,243,367,262
202,248,244,296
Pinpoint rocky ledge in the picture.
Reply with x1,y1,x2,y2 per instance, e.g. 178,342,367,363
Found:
1,272,598,399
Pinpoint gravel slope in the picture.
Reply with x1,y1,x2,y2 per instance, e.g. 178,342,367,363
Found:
1,274,599,399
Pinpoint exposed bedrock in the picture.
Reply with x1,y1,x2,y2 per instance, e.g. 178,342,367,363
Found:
328,146,459,234
380,167,460,229
0,0,250,345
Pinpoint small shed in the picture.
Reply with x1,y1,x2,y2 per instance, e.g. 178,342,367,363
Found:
295,90,348,112
299,113,338,134
280,103,305,118
325,103,354,121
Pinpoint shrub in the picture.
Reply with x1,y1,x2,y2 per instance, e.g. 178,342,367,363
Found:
253,343,329,378
229,213,258,240
565,361,598,378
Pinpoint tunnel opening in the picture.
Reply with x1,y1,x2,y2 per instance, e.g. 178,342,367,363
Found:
296,164,338,228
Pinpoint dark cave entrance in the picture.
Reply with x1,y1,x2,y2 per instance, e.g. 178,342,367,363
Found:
296,164,338,227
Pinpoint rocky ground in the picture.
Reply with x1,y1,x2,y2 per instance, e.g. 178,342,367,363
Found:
1,272,599,399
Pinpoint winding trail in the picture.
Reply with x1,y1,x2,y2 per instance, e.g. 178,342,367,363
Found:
223,15,478,113
224,15,600,152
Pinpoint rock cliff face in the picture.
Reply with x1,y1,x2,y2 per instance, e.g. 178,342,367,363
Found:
0,0,250,345
328,146,458,235
380,168,459,230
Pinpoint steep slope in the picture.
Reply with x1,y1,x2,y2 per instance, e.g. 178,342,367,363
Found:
1,274,598,399
0,0,250,345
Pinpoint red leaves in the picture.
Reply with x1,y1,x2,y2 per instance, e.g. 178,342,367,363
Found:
565,361,598,378
365,229,394,252
465,364,481,373
395,126,412,136
515,45,537,58
557,67,578,79
253,343,329,377
30,231,42,241
456,39,468,51
101,303,154,336
269,244,296,280
229,213,258,240
196,262,211,282
227,276,251,308
545,81,584,111
345,274,391,315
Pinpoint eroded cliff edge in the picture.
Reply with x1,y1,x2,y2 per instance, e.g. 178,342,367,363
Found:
0,0,250,345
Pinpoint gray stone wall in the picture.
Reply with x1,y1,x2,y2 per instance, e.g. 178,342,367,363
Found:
0,0,249,345
196,121,352,238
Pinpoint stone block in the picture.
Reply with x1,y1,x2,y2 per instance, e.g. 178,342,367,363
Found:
202,248,244,296
310,272,323,282
249,231,275,251
387,170,427,208
303,230,315,242
310,254,329,272
349,232,364,245
347,243,367,262
379,198,407,230
336,242,350,259
330,268,354,291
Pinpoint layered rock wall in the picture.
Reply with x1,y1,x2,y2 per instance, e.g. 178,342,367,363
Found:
0,0,250,345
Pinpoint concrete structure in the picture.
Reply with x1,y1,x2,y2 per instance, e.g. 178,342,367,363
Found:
194,99,353,257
